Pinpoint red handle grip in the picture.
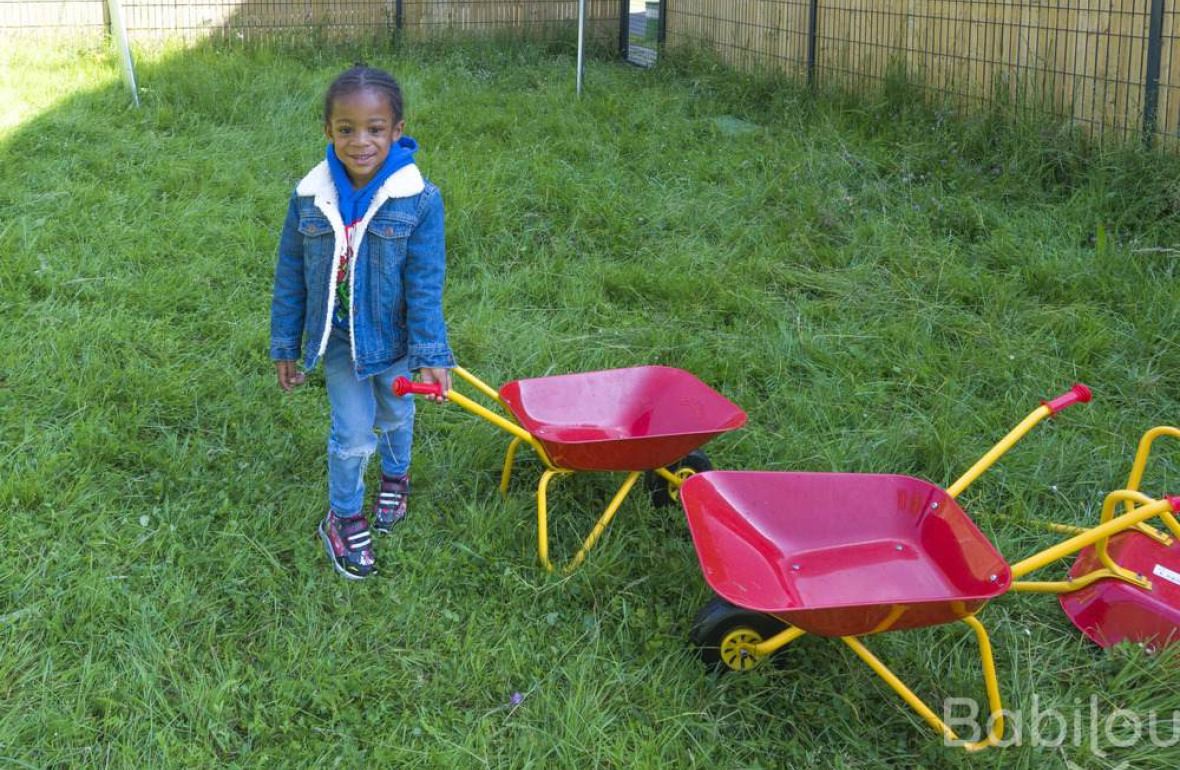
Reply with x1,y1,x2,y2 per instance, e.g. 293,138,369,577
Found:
393,377,444,398
1042,383,1092,414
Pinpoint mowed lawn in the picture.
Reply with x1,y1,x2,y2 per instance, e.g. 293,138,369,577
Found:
1,34,1178,769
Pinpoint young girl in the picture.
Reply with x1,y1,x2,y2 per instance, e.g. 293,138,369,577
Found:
270,66,453,580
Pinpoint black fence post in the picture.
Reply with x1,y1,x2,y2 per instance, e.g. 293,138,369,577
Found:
395,0,403,31
619,0,629,59
806,0,819,88
1144,0,1165,147
658,0,667,45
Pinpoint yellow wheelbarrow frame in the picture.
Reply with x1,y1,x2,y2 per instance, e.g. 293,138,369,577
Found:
406,366,710,573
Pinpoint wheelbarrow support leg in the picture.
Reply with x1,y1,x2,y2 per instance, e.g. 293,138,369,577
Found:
536,470,643,573
841,615,1004,751
501,436,525,494
536,469,572,572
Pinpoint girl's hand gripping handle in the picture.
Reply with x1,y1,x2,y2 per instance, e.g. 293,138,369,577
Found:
1042,384,1092,415
393,377,445,399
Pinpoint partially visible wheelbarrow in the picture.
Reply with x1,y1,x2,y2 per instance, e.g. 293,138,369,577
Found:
1055,426,1180,650
396,365,745,572
679,384,1179,750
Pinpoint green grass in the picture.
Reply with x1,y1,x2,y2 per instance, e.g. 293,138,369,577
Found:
2,34,1179,769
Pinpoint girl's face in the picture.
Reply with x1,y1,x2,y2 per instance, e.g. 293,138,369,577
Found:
324,88,405,187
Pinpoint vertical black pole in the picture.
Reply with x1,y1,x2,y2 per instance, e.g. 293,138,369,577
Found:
807,0,819,88
658,0,667,45
1144,0,1165,147
619,0,629,60
395,0,403,31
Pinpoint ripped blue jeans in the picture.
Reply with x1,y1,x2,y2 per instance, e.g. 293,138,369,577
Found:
324,328,415,517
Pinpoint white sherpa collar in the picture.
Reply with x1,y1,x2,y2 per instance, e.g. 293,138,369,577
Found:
295,159,425,201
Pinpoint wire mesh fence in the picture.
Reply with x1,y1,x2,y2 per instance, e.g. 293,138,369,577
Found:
402,0,615,42
668,0,810,76
5,1,1180,145
1,0,619,43
666,1,1180,146
2,0,107,33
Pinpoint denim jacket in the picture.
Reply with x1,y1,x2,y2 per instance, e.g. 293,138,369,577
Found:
270,160,454,378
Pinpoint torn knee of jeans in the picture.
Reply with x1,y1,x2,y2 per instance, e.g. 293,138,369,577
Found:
329,439,374,460
375,420,410,436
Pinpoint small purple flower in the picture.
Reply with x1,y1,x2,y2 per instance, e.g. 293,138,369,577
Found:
509,692,524,707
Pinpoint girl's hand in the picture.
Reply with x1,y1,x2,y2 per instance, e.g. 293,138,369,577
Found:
419,367,452,403
276,360,306,392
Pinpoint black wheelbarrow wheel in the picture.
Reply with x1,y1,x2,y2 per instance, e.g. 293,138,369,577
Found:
646,449,712,508
690,595,789,673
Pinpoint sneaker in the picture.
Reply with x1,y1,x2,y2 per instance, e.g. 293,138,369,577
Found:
318,510,376,580
373,473,409,534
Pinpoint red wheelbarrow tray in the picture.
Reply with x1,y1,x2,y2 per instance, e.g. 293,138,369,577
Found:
681,470,1013,637
496,365,747,472
1060,530,1180,648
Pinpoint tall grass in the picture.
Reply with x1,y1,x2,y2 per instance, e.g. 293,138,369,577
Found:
1,35,1178,769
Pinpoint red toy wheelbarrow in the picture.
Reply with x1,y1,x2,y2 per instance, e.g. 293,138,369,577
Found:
396,365,745,572
680,385,1179,751
1056,425,1180,650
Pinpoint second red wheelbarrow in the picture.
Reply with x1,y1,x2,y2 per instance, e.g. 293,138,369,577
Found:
680,385,1179,750
396,364,746,572
1055,425,1180,650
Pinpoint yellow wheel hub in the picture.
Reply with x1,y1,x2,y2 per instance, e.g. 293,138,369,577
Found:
719,627,765,671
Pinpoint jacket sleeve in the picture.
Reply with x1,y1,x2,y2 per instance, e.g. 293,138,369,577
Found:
270,194,307,362
404,185,455,371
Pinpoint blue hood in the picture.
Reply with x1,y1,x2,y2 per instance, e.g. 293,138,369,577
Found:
326,135,418,225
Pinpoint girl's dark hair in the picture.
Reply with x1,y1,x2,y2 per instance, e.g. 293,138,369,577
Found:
323,65,404,123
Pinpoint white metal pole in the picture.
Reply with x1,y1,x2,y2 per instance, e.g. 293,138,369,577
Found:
576,0,586,96
107,0,140,107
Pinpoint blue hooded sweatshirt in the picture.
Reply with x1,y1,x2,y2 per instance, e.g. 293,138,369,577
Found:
325,136,418,328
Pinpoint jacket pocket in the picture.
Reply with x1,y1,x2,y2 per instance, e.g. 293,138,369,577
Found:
368,217,414,273
299,216,333,265
367,217,414,245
